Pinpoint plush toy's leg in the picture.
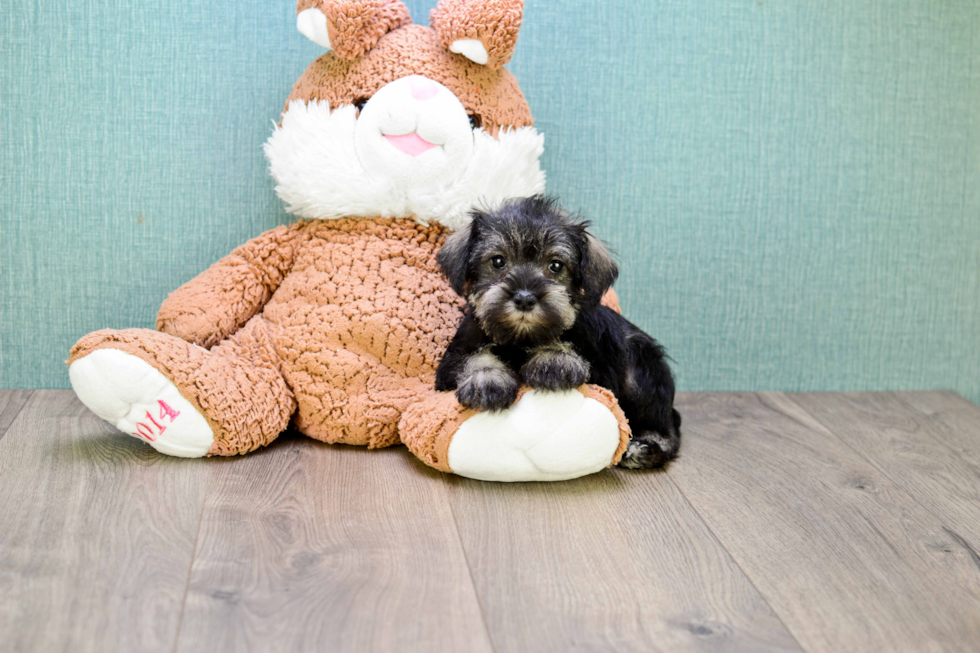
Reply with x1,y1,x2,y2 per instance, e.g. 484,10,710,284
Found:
68,316,295,457
399,385,630,482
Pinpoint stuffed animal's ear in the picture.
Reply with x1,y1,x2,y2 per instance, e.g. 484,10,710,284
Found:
430,0,523,69
437,220,476,295
296,0,411,59
578,228,619,307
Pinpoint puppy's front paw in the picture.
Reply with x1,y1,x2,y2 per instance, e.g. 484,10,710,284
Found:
521,345,590,391
456,372,519,412
455,351,520,412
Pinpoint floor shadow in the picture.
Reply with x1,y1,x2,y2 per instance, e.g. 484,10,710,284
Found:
444,465,632,497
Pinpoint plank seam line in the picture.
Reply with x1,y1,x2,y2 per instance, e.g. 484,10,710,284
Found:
663,423,806,650
171,488,208,653
661,475,805,649
0,390,35,443
782,392,980,563
443,478,499,653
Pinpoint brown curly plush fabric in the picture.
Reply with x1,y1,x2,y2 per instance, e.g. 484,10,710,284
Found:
297,0,412,60
269,220,464,447
430,0,524,69
156,224,309,349
71,219,466,454
288,24,533,135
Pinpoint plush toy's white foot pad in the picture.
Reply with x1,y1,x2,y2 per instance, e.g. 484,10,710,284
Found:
69,349,214,457
447,389,621,482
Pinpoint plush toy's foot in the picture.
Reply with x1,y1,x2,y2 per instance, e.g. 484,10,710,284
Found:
67,320,295,456
401,385,630,482
69,348,214,457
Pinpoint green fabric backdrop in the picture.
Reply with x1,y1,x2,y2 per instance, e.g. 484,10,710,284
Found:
2,1,979,402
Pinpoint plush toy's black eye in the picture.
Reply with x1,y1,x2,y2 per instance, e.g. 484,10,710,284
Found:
491,255,506,269
548,260,564,274
468,114,482,130
354,97,370,115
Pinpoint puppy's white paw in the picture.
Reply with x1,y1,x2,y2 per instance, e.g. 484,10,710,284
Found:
69,349,214,457
447,389,621,482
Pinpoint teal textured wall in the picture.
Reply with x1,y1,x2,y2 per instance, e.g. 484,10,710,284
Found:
2,1,979,401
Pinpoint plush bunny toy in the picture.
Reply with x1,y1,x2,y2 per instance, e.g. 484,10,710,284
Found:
67,0,631,482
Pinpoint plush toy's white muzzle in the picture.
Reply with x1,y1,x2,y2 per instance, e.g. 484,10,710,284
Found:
355,75,475,189
265,75,545,229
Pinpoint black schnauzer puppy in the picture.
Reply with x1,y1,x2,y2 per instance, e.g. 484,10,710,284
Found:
435,196,681,469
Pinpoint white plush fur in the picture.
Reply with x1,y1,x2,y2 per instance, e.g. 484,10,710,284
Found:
265,79,545,231
447,389,621,482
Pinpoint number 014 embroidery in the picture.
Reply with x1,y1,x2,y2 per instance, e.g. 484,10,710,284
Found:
132,400,181,442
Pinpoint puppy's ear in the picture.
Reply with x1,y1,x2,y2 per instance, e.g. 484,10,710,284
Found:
578,227,619,306
437,219,476,295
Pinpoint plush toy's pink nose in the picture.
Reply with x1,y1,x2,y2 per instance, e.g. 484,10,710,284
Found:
409,76,439,101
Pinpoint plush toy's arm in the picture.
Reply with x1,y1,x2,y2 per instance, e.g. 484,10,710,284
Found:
156,223,308,348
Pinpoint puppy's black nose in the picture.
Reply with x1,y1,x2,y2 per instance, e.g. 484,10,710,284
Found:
513,290,537,312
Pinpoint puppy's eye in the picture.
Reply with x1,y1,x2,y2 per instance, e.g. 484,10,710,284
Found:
468,114,483,130
548,260,564,274
353,97,370,115
490,255,506,269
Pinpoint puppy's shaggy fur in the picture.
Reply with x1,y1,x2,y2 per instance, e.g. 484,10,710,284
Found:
435,196,681,469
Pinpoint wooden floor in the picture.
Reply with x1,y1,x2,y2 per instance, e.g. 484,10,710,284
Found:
1,391,979,652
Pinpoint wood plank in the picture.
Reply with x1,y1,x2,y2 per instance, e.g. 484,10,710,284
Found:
0,389,33,441
446,467,802,652
788,392,980,555
0,390,209,653
668,392,980,653
895,391,980,469
174,435,493,653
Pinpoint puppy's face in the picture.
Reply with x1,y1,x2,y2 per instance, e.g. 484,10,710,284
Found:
467,215,580,345
438,197,619,345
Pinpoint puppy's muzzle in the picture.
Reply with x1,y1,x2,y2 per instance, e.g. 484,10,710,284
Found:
475,267,574,345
